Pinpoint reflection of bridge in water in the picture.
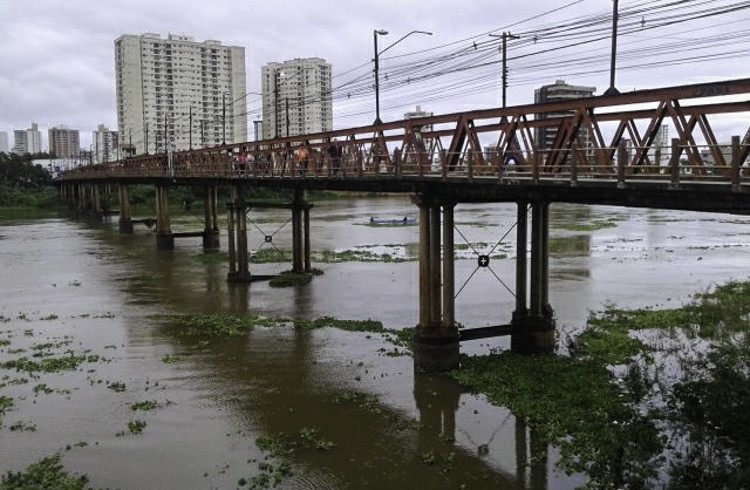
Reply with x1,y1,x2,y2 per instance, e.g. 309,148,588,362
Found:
59,77,750,371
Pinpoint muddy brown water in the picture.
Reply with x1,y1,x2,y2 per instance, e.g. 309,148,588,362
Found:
1,197,749,489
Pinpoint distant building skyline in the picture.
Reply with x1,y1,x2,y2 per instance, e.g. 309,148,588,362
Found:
13,123,42,155
115,33,247,155
261,57,332,140
48,125,80,158
0,132,8,153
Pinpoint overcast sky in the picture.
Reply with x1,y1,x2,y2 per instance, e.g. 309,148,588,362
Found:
1,0,748,148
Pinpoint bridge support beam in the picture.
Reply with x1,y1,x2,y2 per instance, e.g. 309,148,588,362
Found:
227,186,252,282
118,184,133,234
413,196,459,373
202,185,220,249
291,189,312,273
155,185,174,250
511,200,555,354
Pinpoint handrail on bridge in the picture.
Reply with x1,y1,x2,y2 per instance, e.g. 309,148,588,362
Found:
60,77,750,188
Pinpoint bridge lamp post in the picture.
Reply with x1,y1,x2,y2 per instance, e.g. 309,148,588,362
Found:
373,29,432,125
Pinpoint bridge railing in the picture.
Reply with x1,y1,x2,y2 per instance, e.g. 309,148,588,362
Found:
60,77,750,189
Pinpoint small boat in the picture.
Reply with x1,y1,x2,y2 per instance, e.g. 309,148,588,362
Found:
368,216,417,226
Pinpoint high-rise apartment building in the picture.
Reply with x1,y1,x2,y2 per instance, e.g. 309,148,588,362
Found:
115,33,247,155
48,126,81,158
93,124,120,163
13,123,42,155
0,132,8,153
261,58,332,140
534,80,596,154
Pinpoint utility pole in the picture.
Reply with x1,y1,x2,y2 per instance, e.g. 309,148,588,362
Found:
222,93,226,146
285,98,290,137
189,107,193,150
490,32,520,108
163,113,168,154
274,72,280,139
144,122,149,155
605,0,621,96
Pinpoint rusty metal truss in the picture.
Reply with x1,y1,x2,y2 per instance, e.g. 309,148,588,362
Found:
62,78,750,184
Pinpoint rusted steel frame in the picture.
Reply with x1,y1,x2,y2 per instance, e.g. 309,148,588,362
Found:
446,115,469,171
667,100,705,172
630,101,667,168
546,110,585,169
741,127,750,165
696,114,728,173
371,130,392,174
581,108,611,170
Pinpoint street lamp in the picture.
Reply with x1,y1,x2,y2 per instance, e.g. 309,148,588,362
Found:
373,29,433,125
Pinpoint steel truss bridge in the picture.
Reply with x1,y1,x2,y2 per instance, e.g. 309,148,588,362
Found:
58,77,750,371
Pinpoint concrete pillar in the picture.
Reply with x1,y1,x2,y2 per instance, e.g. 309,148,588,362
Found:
202,185,220,248
304,205,311,272
118,185,133,234
227,201,237,277
291,189,305,273
155,185,174,250
236,197,250,281
429,204,442,323
512,200,554,354
442,203,455,328
418,201,431,327
413,196,460,373
513,201,528,323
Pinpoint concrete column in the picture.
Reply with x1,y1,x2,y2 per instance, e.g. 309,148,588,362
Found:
118,184,133,234
429,204,442,323
291,189,304,273
514,201,528,322
92,185,102,215
513,200,554,354
413,197,459,373
235,197,251,282
304,206,311,272
202,185,220,249
227,201,237,277
155,185,174,250
418,201,431,327
442,203,455,328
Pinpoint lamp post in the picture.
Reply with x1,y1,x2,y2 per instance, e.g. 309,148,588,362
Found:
373,29,432,125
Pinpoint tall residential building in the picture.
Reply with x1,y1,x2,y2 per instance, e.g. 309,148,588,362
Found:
0,132,8,153
653,125,670,165
48,126,81,158
115,33,247,155
534,80,596,154
93,124,120,163
261,58,332,139
13,123,42,155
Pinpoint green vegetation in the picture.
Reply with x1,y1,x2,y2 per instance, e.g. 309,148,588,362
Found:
130,400,161,411
294,316,384,333
173,313,276,339
556,217,619,232
0,454,89,490
0,153,60,208
454,279,750,488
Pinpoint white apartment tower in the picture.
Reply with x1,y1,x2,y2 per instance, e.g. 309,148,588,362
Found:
13,123,42,155
93,124,120,163
261,58,332,140
115,33,247,155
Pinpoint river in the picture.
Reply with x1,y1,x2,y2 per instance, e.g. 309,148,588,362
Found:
1,197,749,489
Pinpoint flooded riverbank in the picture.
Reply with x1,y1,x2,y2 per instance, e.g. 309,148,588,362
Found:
2,198,750,489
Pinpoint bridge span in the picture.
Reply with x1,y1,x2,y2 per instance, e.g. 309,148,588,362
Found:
58,77,750,371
